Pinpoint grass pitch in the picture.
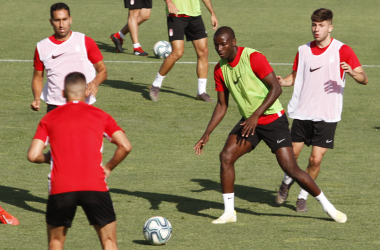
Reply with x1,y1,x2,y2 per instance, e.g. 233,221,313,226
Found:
0,0,379,249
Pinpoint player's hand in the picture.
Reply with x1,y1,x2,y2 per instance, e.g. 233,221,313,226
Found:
240,115,259,137
167,2,179,16
31,99,41,111
276,76,284,86
193,134,210,155
103,165,111,180
86,82,98,97
340,62,354,76
211,15,218,30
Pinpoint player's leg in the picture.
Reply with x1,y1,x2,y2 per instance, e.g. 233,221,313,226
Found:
127,9,149,56
150,40,185,101
94,222,118,250
47,225,68,250
276,141,304,204
275,147,346,223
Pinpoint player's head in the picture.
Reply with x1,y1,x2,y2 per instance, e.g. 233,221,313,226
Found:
63,72,87,102
50,3,72,40
311,8,333,43
213,26,237,62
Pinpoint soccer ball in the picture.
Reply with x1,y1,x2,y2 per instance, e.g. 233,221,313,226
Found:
143,216,172,245
153,41,172,59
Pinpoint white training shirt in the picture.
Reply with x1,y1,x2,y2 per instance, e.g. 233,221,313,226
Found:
288,39,345,122
36,32,96,106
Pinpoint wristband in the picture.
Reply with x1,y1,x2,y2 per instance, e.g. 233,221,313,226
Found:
166,0,172,4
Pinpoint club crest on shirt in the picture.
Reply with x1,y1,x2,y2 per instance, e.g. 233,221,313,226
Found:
169,29,173,37
130,0,134,5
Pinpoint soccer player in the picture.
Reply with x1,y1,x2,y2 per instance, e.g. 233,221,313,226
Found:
149,0,218,102
0,205,19,225
28,72,131,250
193,26,347,224
275,8,368,213
31,2,107,113
110,0,151,55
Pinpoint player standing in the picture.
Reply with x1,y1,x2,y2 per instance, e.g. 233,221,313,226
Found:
28,72,132,250
110,0,151,55
275,8,368,212
194,26,347,224
31,2,107,113
149,0,218,102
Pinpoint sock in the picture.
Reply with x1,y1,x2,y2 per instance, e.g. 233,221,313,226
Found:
298,188,309,200
197,78,207,95
152,73,165,88
223,193,234,213
118,31,125,39
315,191,335,213
283,173,294,185
133,43,141,49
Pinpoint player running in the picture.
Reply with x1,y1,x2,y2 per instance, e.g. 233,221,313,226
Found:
193,26,347,224
31,2,107,113
275,8,368,212
28,72,132,249
110,0,151,55
149,0,218,102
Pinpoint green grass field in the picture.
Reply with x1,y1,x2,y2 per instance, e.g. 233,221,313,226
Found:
1,0,380,249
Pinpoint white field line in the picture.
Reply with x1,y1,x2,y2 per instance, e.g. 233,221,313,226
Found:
0,59,379,67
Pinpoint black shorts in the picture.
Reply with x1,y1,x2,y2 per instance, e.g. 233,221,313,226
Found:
47,104,59,113
46,191,116,228
229,114,293,153
124,0,152,9
291,119,337,149
167,15,207,42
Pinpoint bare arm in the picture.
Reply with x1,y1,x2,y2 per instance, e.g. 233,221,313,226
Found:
202,0,218,30
103,130,132,179
27,139,51,163
164,0,179,16
86,60,107,97
340,64,368,85
193,90,229,155
31,70,44,111
276,70,297,87
240,71,283,137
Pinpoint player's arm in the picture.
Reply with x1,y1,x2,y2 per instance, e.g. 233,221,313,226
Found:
193,90,229,155
165,0,179,15
241,72,282,137
202,0,218,30
27,139,51,163
103,130,132,179
86,60,107,98
340,64,368,85
31,70,44,111
277,70,297,87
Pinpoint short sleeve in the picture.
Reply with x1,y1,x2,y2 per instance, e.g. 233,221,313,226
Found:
249,52,273,79
33,120,49,143
85,36,103,64
214,63,228,92
103,114,123,141
33,47,45,71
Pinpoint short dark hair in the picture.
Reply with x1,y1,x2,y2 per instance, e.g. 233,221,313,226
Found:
214,26,235,39
311,8,333,24
50,2,70,19
64,72,86,87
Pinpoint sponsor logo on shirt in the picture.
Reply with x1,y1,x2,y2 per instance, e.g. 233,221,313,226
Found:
233,76,241,85
52,53,65,59
309,66,323,72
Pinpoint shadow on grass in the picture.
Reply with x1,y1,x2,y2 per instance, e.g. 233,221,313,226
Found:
102,79,195,100
374,127,380,129
109,187,330,222
0,185,46,214
190,178,295,210
132,240,152,246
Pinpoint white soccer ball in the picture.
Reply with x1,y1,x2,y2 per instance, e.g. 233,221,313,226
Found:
153,41,172,59
143,216,172,245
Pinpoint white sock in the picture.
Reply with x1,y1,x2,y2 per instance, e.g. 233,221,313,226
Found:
133,43,141,49
118,31,125,39
152,73,165,88
223,193,234,213
315,191,335,213
283,173,294,185
197,78,207,95
298,188,309,200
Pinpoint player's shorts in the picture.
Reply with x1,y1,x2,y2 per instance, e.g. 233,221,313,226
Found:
47,104,59,113
290,119,337,149
229,114,293,153
124,0,152,9
167,15,207,42
46,191,116,228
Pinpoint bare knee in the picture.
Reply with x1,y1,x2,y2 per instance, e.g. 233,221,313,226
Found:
219,150,235,169
48,239,65,250
197,46,209,58
309,155,323,170
168,48,184,61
